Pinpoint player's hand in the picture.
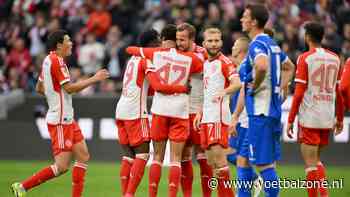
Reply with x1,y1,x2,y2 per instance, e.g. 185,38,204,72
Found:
281,85,289,103
228,114,238,137
334,120,343,135
286,122,294,139
193,112,202,131
93,69,110,81
212,90,226,103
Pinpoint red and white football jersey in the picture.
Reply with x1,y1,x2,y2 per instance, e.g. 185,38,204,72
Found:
115,56,150,120
190,45,207,114
39,51,73,125
340,58,350,109
127,47,203,118
295,48,341,129
202,54,238,125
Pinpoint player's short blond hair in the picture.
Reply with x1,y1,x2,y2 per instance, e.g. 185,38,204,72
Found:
203,28,222,39
234,37,250,52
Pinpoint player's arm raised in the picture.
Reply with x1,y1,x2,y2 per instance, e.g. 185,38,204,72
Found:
63,69,110,94
146,72,188,94
125,47,158,60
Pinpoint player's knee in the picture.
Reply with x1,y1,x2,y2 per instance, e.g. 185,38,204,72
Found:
77,152,90,163
236,156,250,167
215,153,228,167
136,153,150,161
56,162,70,173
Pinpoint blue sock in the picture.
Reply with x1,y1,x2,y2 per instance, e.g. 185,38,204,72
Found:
227,153,237,165
237,167,253,197
260,167,279,197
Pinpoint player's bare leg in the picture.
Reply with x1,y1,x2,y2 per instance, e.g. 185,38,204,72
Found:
208,144,234,197
149,140,166,197
125,142,150,197
11,151,71,197
168,140,186,197
195,144,213,197
317,146,328,196
181,143,193,197
71,140,89,197
301,143,320,197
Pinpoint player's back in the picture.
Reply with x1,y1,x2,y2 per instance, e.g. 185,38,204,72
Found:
116,56,149,120
245,34,287,119
150,48,195,118
40,52,73,124
297,48,341,129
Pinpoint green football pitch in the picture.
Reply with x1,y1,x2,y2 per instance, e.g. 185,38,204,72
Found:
1,161,349,197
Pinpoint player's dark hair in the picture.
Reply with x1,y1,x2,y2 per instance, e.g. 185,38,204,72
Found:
47,29,68,51
246,4,269,29
177,23,196,40
264,28,275,38
304,22,324,44
160,24,177,42
138,29,160,47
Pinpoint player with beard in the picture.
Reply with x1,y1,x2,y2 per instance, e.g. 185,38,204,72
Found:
194,27,241,197
287,22,344,197
176,23,213,197
126,24,203,197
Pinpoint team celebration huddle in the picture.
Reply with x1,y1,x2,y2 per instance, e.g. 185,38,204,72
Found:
10,3,350,197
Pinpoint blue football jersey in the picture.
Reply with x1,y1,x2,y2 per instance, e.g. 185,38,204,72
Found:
230,58,248,113
244,33,288,119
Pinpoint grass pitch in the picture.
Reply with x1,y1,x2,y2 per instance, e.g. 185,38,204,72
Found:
1,160,349,197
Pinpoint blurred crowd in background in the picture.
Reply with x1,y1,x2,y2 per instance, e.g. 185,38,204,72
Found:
1,0,350,95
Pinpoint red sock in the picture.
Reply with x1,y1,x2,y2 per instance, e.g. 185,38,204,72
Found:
168,162,181,197
126,157,148,195
72,162,87,197
149,161,162,197
306,167,319,197
197,157,213,197
22,164,58,190
217,166,234,197
317,162,328,197
181,160,193,197
120,157,133,196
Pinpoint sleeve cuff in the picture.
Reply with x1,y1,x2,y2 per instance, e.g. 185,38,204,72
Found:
60,78,70,85
253,53,268,63
295,78,307,84
140,48,145,58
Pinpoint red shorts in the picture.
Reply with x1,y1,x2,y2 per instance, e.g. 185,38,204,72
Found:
116,118,150,147
297,125,331,146
47,121,84,156
200,122,229,149
151,114,189,142
186,113,201,145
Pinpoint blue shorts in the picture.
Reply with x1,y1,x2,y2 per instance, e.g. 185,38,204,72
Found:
248,116,281,165
227,123,250,163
